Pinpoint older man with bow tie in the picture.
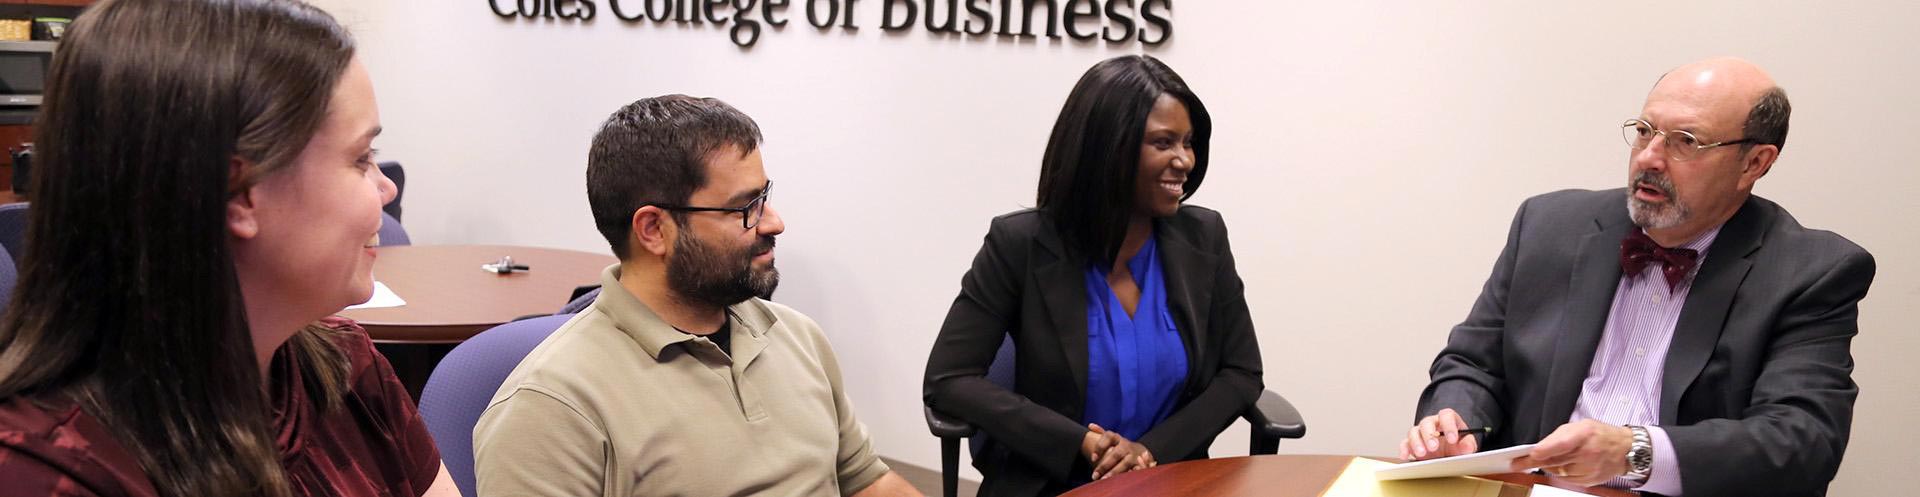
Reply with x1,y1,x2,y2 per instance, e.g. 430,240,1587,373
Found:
1400,57,1876,497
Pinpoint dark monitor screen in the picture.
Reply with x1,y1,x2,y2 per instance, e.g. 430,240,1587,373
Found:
0,52,48,94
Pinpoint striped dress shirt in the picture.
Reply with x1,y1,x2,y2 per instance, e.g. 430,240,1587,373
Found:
1570,224,1721,495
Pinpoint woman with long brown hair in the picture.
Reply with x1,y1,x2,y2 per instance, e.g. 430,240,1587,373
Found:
0,0,457,495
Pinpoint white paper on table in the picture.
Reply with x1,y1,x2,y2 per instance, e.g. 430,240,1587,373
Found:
1529,484,1592,496
1375,444,1537,481
346,281,406,310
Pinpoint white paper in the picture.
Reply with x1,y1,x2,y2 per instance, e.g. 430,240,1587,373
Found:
346,281,406,310
1529,484,1592,496
1375,444,1536,481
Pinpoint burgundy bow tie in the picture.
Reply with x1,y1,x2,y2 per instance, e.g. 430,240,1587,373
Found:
1621,231,1698,291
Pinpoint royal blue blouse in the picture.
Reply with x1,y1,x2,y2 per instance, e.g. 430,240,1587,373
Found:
1080,233,1188,443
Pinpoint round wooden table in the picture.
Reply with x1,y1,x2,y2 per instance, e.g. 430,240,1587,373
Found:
339,244,616,344
1059,455,1633,497
338,244,615,402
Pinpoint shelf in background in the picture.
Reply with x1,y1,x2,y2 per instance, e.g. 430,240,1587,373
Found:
0,0,89,7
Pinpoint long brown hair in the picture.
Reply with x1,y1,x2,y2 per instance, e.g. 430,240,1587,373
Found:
0,0,357,495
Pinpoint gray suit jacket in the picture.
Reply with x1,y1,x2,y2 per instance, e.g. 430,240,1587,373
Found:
1419,188,1875,497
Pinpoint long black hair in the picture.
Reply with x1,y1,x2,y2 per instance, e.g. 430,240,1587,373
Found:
0,0,357,495
1036,54,1211,264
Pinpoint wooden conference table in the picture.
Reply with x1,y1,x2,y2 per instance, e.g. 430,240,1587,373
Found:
1060,455,1633,497
338,244,616,399
340,244,616,344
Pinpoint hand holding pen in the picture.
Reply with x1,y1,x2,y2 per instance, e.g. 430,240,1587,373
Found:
1400,408,1492,461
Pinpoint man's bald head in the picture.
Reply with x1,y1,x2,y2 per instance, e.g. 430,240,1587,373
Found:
1651,57,1792,150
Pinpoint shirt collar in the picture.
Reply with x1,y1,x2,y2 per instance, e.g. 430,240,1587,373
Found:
589,264,775,360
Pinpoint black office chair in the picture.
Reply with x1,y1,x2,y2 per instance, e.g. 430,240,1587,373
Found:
924,337,1306,497
379,160,406,222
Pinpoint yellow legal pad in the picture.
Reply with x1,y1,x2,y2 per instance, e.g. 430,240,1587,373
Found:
1321,458,1530,497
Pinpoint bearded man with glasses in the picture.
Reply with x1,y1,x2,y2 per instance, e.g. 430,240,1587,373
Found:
1401,58,1875,497
474,95,922,497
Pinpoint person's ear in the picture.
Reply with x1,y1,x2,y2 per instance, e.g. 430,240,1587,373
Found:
1737,144,1778,191
631,206,676,258
226,156,261,240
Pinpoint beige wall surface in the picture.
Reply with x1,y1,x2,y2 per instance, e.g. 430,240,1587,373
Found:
308,1,1918,493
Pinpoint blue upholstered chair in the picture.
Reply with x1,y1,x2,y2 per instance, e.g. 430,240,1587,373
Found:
417,314,574,497
0,202,27,266
558,286,601,315
377,211,411,247
0,243,17,316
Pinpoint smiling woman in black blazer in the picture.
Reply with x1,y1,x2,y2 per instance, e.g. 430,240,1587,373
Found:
923,55,1264,497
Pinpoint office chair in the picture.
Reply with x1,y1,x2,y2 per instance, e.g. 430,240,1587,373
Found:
0,243,16,316
0,202,26,266
418,313,574,497
379,161,405,222
923,336,1306,497
378,211,411,246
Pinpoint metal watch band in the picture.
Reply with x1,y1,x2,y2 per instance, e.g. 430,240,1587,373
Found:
1624,425,1654,482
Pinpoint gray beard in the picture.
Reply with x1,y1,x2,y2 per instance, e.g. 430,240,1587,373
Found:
1628,195,1689,229
1627,171,1689,230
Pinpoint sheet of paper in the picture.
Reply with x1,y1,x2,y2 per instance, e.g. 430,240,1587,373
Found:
1323,457,1522,497
345,281,406,310
1529,484,1593,496
1374,444,1536,481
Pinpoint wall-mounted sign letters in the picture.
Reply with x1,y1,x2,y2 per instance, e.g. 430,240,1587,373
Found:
488,0,1173,49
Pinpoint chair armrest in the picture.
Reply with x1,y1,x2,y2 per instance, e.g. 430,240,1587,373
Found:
1244,389,1306,440
924,406,976,439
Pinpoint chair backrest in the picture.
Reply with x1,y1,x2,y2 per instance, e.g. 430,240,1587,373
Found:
558,286,601,315
377,211,411,246
969,335,1018,459
418,313,574,497
379,161,405,222
0,202,28,266
0,243,17,316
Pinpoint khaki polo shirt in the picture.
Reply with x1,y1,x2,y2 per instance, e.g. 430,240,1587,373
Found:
473,265,889,496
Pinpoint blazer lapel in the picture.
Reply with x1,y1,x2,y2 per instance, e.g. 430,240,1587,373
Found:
1539,208,1634,437
1660,198,1763,424
1154,217,1217,389
1033,232,1091,400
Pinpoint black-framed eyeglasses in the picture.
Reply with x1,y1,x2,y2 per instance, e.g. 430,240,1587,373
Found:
1621,118,1753,161
642,180,771,230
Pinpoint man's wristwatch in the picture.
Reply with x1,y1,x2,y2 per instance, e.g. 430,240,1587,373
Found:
1623,425,1654,483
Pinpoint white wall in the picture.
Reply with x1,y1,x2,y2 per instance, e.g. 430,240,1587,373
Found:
309,1,1920,494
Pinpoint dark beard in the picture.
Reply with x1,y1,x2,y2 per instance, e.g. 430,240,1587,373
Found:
666,231,778,308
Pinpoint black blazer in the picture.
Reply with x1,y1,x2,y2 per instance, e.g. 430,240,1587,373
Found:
1420,189,1876,497
924,206,1264,497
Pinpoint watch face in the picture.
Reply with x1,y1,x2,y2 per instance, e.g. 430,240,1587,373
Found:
1627,426,1655,476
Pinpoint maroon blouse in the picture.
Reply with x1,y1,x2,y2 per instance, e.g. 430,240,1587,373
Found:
0,319,441,497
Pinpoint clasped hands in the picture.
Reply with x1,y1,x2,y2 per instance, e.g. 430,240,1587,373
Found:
1399,408,1634,486
1079,423,1155,481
